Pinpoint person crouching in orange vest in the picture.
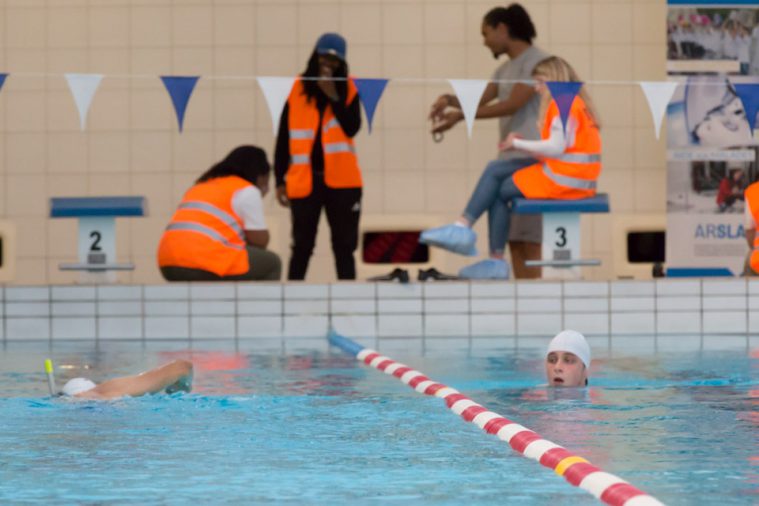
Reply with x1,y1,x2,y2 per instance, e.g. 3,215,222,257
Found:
421,56,601,280
744,181,759,276
158,145,281,281
273,33,363,280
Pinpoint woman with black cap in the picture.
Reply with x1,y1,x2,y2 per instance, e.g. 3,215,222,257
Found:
274,33,363,280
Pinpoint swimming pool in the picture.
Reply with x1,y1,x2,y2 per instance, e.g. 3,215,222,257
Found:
0,337,755,504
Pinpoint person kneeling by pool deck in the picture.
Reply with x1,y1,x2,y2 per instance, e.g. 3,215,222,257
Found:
60,360,193,400
545,330,590,387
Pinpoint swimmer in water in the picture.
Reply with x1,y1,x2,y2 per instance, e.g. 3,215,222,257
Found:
545,330,590,387
60,359,193,400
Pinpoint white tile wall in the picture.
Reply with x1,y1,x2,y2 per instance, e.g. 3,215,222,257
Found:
656,312,700,334
52,317,96,339
99,317,142,339
238,300,282,316
1,280,757,343
702,312,747,334
238,316,283,338
191,316,236,339
611,312,656,335
332,315,376,338
517,314,562,336
378,314,423,337
424,314,469,337
470,314,514,337
144,317,189,339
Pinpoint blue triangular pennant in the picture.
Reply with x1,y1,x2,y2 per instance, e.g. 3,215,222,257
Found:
0,73,7,92
733,82,759,133
160,76,200,132
354,78,389,134
546,81,583,133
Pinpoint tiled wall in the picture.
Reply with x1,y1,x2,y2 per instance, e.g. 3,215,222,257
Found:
1,279,756,342
0,0,667,284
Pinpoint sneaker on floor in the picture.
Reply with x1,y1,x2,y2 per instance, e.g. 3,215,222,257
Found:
419,224,477,256
368,268,410,284
458,259,509,280
418,268,459,281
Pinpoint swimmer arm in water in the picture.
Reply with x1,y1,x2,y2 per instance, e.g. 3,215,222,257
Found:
76,360,193,400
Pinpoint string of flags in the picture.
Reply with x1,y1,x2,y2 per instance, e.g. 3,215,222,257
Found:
0,72,756,138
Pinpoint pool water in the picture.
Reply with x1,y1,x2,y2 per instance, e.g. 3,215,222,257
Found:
0,339,755,505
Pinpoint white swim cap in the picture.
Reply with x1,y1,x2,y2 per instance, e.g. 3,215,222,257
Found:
61,378,96,396
546,330,591,369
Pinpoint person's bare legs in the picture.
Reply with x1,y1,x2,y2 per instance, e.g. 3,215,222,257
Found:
509,241,542,279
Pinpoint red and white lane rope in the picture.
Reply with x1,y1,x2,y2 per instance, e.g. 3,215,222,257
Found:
329,332,663,506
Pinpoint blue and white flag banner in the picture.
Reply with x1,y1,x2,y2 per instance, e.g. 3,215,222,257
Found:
64,73,103,131
354,78,389,134
257,76,296,135
0,73,8,93
732,82,759,134
640,81,679,140
448,79,488,138
546,81,583,133
160,76,200,133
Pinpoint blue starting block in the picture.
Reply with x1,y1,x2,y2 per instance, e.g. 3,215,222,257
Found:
50,196,147,282
513,193,609,278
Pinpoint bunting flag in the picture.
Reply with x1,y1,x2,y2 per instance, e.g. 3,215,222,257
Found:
0,73,7,93
257,76,296,135
448,79,488,138
160,76,200,133
354,78,389,134
732,82,759,134
546,81,583,133
64,73,104,130
640,81,678,140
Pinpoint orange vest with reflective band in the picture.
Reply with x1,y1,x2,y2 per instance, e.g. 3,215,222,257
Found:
285,78,362,199
158,176,251,276
746,182,759,273
513,96,602,200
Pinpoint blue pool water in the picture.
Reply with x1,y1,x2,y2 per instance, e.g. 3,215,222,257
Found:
0,338,756,505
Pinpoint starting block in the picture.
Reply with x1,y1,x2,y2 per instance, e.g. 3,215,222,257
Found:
50,196,147,283
513,193,609,279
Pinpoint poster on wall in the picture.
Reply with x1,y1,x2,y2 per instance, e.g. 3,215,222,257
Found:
666,1,759,276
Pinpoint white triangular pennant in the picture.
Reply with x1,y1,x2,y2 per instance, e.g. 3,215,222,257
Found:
64,73,104,130
640,81,678,140
257,76,296,135
448,79,488,138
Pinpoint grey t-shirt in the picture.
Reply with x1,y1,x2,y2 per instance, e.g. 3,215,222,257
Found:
491,45,549,244
491,45,549,161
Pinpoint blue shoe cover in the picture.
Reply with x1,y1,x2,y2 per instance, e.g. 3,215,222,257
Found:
458,259,509,280
420,224,477,256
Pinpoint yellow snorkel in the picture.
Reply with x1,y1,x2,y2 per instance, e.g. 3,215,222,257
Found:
44,359,56,396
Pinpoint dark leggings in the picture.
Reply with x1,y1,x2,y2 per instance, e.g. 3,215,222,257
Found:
161,246,282,281
288,177,362,280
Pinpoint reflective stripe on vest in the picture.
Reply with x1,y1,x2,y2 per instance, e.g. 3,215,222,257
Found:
323,118,340,132
166,222,246,250
542,164,597,190
556,153,601,164
178,201,245,241
324,142,356,154
291,154,310,165
290,129,315,140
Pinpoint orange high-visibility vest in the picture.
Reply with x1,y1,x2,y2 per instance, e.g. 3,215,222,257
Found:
513,96,602,200
158,176,251,276
285,78,362,199
746,182,759,273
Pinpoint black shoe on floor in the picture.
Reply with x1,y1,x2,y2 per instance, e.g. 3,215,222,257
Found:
368,268,410,284
418,268,459,281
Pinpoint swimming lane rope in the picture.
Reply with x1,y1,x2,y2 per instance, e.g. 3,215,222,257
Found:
328,330,664,506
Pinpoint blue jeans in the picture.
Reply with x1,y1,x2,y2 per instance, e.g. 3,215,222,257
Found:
462,158,536,255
